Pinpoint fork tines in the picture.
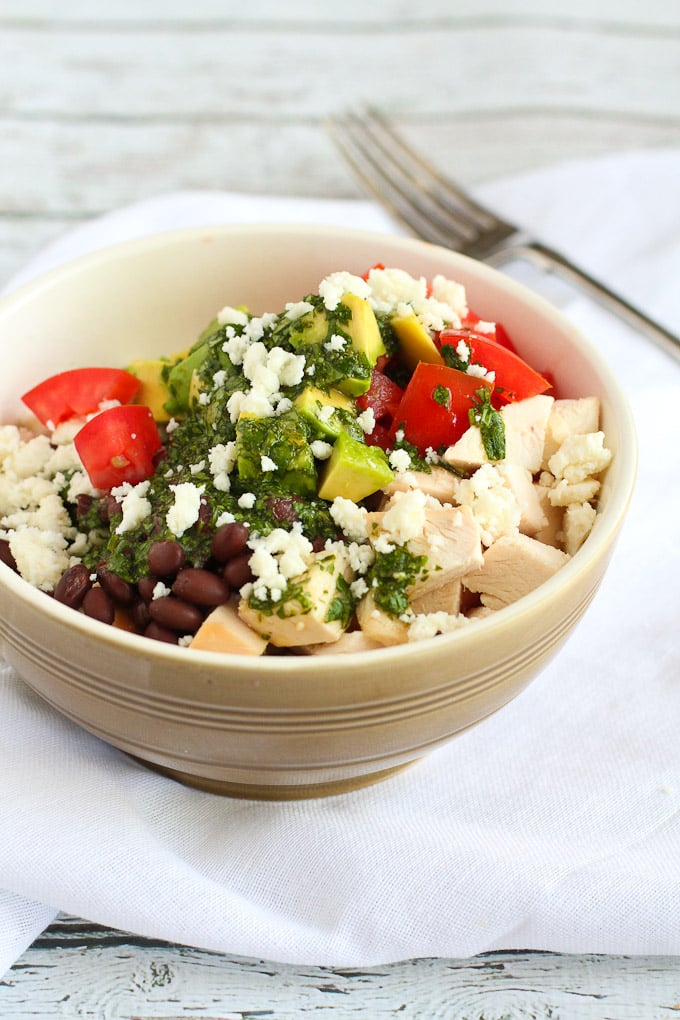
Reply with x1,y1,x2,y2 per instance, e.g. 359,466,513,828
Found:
327,107,516,256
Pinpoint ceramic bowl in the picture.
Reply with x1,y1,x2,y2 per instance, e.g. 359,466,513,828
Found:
0,225,636,798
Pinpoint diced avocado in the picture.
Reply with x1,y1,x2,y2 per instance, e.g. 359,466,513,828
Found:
341,292,385,366
235,411,317,498
294,386,355,439
126,356,175,423
163,344,211,417
318,431,394,502
288,308,329,349
391,311,443,370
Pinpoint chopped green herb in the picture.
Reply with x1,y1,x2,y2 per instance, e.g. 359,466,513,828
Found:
432,384,451,408
469,388,506,461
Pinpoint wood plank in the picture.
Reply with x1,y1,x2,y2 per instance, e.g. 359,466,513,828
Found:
2,0,680,28
2,918,680,1018
2,25,678,119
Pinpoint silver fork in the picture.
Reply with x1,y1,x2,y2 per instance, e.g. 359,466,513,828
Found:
328,107,680,364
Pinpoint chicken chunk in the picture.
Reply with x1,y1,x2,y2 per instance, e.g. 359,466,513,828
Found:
303,630,384,655
355,591,409,646
542,396,601,466
496,461,548,537
462,532,569,610
238,545,354,647
386,502,484,598
410,576,462,616
382,466,458,505
443,394,554,473
191,601,268,655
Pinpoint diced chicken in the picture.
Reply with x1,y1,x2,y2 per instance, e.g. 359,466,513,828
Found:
238,546,354,647
382,466,458,505
465,604,496,620
303,630,384,655
451,464,521,547
533,480,565,548
542,397,601,466
496,461,548,537
443,394,554,473
501,395,555,473
190,601,268,655
401,503,483,598
355,591,409,646
411,577,462,616
462,532,570,610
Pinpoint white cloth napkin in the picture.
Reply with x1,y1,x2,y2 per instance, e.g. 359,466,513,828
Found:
1,150,679,976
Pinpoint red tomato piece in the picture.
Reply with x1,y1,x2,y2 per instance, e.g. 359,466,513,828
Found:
74,405,162,490
439,330,551,404
391,362,492,454
21,368,141,428
458,313,517,353
355,369,404,423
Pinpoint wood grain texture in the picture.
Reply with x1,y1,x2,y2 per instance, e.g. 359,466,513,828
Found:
1,0,680,1012
1,0,678,287
2,917,680,1019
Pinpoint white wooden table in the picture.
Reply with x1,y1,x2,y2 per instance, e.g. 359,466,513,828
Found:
1,2,680,1014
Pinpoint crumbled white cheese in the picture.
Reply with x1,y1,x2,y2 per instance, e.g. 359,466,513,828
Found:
166,482,204,537
238,492,256,510
247,525,314,599
310,440,333,460
285,300,315,321
208,442,236,492
453,463,521,546
548,432,612,485
261,455,278,473
357,408,376,435
324,333,347,352
111,479,152,536
407,611,469,642
152,580,172,600
380,489,428,545
319,272,371,311
8,527,70,592
217,305,249,327
389,448,412,475
561,500,597,555
330,497,370,543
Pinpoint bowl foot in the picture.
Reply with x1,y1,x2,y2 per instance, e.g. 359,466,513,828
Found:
136,757,419,800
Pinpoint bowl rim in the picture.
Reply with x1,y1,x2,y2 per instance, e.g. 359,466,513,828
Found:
0,222,638,676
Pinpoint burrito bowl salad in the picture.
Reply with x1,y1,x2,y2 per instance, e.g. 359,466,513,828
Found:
0,265,612,656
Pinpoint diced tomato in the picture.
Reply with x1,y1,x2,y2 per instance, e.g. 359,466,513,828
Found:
439,329,551,405
74,404,162,489
458,313,517,353
363,421,394,451
21,368,141,428
362,262,385,280
391,362,493,454
355,369,404,423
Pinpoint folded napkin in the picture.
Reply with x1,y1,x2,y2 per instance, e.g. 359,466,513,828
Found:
1,150,679,976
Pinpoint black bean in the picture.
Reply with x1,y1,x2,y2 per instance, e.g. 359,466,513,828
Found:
137,575,161,602
96,562,136,605
99,494,122,523
148,595,203,633
54,564,92,609
144,621,180,645
130,598,151,632
147,540,186,577
82,586,115,625
172,568,230,607
0,538,17,572
222,552,253,590
211,521,249,562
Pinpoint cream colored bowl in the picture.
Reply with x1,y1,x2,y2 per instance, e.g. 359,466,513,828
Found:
0,225,636,798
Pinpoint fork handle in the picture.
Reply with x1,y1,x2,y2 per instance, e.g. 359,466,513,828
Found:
493,241,680,365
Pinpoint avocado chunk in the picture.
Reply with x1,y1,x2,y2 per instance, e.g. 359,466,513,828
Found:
126,356,175,423
342,293,386,365
318,431,394,502
163,343,211,417
293,386,362,440
391,311,443,370
235,411,317,498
